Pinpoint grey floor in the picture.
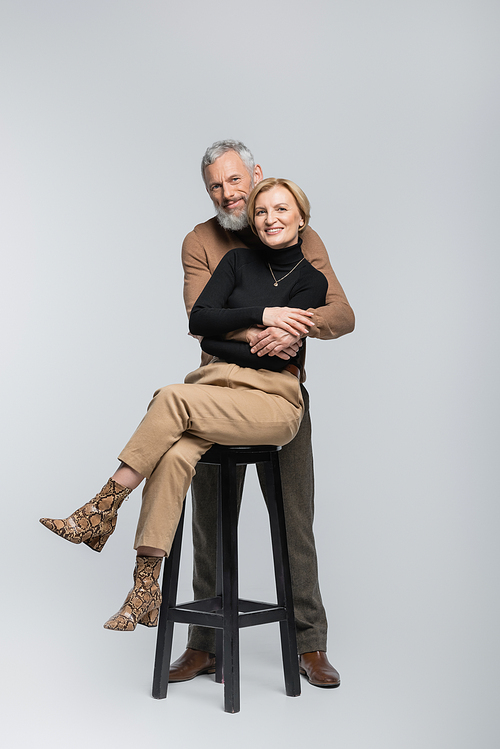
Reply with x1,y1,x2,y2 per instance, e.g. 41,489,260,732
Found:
3,472,498,749
1,586,459,749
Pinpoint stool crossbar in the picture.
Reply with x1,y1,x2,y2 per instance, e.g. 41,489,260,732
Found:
152,444,301,713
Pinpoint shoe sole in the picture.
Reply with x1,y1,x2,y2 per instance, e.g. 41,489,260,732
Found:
168,667,216,683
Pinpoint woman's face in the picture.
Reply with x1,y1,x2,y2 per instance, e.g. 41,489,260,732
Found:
254,185,304,249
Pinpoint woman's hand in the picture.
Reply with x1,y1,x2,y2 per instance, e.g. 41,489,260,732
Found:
249,327,303,358
262,307,313,337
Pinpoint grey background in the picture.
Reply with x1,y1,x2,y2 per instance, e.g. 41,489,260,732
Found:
1,1,499,746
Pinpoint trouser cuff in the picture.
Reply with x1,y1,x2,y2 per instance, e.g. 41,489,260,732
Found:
187,625,216,654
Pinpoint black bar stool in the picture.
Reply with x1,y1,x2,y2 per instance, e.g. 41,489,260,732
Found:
152,444,301,713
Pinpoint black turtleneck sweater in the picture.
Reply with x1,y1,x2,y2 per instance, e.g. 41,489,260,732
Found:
189,238,328,372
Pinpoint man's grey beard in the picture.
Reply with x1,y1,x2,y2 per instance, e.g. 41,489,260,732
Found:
215,177,254,231
216,204,249,231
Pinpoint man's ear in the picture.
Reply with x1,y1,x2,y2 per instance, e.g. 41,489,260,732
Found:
254,164,263,185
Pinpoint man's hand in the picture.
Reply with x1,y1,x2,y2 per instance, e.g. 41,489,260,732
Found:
262,307,313,337
249,327,303,359
225,323,305,360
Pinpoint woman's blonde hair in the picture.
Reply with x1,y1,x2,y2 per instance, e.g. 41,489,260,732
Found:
246,178,311,236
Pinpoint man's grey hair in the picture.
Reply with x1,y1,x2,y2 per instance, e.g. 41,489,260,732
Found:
201,139,255,185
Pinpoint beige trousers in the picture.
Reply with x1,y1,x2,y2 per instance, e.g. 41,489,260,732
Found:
118,361,304,555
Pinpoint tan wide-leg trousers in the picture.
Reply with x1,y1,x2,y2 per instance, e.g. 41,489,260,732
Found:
118,361,304,555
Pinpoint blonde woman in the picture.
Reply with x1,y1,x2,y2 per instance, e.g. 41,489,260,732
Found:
40,178,328,631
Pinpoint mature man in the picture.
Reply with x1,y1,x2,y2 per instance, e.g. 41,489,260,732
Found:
168,140,354,687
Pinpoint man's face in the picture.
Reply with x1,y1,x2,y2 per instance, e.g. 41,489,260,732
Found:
204,151,263,231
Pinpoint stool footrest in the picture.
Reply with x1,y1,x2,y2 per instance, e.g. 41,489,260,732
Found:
173,596,222,612
166,597,287,629
238,604,286,628
167,609,223,628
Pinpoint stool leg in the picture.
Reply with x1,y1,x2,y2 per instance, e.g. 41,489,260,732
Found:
215,465,224,684
215,630,224,685
263,454,301,697
152,503,185,699
221,452,240,713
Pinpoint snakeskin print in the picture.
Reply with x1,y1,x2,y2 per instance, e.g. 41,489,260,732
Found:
39,478,131,552
103,556,163,631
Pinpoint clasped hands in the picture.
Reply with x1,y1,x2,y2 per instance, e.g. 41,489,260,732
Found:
248,307,313,360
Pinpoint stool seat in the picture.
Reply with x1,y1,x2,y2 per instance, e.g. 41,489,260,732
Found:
152,444,301,713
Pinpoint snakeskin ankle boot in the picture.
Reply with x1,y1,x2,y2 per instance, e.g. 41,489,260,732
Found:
39,478,131,552
103,555,163,631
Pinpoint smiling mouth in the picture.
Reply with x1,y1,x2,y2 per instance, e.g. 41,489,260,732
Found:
265,228,283,234
223,198,244,211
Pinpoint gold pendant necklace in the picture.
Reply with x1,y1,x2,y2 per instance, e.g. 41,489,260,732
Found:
268,257,305,287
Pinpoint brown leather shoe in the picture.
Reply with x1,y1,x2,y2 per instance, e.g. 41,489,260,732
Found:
168,648,216,682
299,651,341,688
